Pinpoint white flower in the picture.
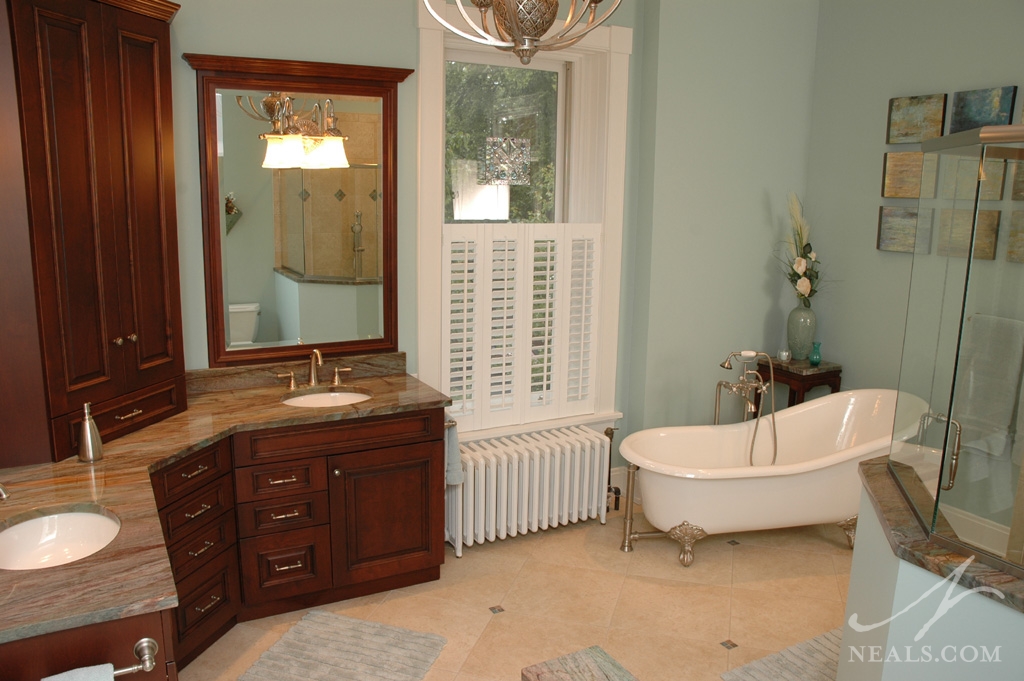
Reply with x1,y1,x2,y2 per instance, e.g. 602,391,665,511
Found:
808,251,817,262
793,257,807,275
796,277,812,297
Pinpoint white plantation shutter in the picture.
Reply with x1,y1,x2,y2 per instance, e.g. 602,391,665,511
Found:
443,224,600,431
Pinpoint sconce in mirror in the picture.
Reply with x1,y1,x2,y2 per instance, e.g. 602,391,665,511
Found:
184,54,413,367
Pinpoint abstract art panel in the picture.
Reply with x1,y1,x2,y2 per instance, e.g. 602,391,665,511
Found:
950,86,1017,133
878,206,930,253
886,93,946,143
937,209,1000,260
940,158,1006,201
1012,162,1024,201
882,152,937,198
1008,211,1024,263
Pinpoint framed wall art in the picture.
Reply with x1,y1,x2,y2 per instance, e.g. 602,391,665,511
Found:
950,86,1017,133
937,209,1000,260
886,93,946,143
878,207,931,254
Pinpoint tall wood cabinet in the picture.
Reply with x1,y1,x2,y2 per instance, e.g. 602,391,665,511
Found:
3,0,186,462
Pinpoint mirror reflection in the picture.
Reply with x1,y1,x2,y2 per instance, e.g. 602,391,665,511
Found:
184,53,412,367
218,89,384,349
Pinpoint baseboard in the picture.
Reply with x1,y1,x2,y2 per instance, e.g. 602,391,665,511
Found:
608,465,640,505
938,503,1010,556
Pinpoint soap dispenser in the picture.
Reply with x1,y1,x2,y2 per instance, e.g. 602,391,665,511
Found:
78,402,103,463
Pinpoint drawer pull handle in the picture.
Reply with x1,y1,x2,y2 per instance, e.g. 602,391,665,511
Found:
273,560,304,573
188,540,215,558
267,475,299,486
181,464,209,480
269,510,301,521
333,469,341,477
184,503,211,520
114,408,143,421
194,595,221,614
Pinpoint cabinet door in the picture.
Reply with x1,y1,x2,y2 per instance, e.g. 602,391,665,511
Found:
329,442,444,586
9,0,126,414
102,6,184,391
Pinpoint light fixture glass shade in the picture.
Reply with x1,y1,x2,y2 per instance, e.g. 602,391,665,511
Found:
262,134,305,168
302,135,350,169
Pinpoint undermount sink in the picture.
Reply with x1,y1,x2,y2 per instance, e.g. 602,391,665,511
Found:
282,387,372,408
0,504,121,570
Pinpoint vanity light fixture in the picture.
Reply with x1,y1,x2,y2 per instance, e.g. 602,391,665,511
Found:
238,92,350,169
422,0,621,65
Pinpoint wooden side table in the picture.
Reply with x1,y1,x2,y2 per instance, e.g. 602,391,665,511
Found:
756,358,842,407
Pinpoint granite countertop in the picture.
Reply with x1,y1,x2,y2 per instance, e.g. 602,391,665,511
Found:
0,370,450,645
860,456,1024,615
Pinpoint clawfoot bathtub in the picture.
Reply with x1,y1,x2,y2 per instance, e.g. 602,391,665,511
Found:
618,389,927,566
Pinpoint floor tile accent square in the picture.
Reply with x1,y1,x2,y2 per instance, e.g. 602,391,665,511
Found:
721,640,739,649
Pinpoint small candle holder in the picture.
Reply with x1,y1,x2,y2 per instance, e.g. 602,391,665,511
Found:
778,349,792,362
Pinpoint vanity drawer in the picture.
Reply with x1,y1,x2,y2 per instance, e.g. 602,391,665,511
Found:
232,409,444,465
175,549,240,649
160,474,234,545
150,439,231,508
167,510,237,581
237,491,329,538
239,526,332,605
234,457,327,503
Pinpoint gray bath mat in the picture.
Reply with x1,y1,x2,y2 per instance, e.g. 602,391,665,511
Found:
721,628,841,681
239,610,447,681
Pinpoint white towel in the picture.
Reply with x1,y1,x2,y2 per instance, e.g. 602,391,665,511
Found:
42,664,114,681
444,411,464,486
954,314,1024,441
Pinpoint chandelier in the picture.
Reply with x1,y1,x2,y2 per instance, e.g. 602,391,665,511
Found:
422,0,622,65
237,92,350,170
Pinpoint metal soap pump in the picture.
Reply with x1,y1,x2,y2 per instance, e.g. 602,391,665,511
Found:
78,402,103,463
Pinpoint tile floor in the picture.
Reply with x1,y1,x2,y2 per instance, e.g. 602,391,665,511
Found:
179,507,852,681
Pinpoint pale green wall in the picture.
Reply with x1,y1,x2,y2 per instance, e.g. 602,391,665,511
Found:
625,0,820,436
169,0,421,370
804,0,1024,394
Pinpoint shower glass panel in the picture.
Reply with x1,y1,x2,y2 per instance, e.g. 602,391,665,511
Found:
889,125,1024,578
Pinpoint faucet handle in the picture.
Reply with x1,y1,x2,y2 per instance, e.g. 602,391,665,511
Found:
277,371,296,390
332,367,352,386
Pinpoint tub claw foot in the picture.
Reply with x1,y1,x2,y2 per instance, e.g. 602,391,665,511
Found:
838,515,857,549
668,521,707,567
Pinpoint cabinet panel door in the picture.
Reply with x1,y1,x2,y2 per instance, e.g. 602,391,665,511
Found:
103,6,184,390
329,442,444,586
9,0,125,414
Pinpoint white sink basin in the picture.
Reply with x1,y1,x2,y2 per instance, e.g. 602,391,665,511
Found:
0,505,120,570
282,389,372,408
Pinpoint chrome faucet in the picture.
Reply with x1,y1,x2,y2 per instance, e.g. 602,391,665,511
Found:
0,482,9,500
714,350,779,466
307,349,323,387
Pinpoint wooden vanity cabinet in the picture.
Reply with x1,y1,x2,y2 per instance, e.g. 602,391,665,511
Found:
0,610,178,681
5,0,186,463
150,439,240,667
231,409,446,614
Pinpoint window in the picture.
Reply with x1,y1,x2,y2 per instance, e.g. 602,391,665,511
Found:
418,6,631,437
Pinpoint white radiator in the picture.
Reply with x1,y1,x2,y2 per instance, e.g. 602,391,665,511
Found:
445,425,610,557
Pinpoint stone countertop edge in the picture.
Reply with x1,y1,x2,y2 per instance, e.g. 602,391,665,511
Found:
0,371,451,645
859,456,1024,615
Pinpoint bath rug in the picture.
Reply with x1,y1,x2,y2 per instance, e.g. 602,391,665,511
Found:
239,610,446,681
720,628,841,681
522,646,638,681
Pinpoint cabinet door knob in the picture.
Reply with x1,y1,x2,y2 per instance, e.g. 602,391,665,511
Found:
333,469,341,477
112,337,124,346
127,332,138,343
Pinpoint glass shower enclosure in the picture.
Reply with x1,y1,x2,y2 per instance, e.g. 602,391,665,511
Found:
889,125,1024,578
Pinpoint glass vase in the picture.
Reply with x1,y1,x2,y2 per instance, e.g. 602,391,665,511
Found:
808,342,822,366
787,304,817,360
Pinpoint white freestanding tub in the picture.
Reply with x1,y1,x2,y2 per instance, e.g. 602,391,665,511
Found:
618,389,927,565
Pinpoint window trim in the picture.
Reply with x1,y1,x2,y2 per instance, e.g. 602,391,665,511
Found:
417,4,631,437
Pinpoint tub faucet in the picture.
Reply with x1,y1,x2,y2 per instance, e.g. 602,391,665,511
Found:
307,349,323,387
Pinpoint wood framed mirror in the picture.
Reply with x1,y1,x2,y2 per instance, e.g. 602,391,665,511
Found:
184,54,412,367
